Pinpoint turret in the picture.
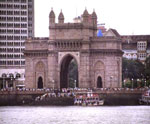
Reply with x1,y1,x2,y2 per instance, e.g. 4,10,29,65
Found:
82,9,89,23
49,8,56,39
92,9,97,25
49,8,55,25
58,10,64,24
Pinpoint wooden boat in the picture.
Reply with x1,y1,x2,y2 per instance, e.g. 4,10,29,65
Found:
74,93,104,106
139,89,150,105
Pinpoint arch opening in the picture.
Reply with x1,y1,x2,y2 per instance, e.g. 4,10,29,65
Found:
37,76,43,89
97,76,102,88
60,55,78,89
35,61,45,89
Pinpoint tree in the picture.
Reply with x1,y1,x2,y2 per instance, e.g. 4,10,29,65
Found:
68,59,78,88
144,56,150,86
122,58,145,80
122,56,150,88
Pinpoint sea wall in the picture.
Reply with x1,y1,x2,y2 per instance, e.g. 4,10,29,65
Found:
0,94,37,106
0,91,143,106
100,93,141,105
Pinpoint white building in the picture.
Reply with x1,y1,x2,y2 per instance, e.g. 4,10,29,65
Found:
122,35,150,62
0,0,34,88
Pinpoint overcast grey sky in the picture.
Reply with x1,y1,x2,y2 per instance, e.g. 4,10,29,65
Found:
35,0,150,37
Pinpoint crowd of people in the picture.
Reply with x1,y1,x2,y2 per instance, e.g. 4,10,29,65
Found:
0,86,149,93
35,91,75,102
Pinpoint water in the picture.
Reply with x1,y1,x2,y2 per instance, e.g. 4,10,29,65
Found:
0,106,150,124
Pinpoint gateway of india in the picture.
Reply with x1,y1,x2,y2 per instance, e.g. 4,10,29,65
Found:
24,9,123,89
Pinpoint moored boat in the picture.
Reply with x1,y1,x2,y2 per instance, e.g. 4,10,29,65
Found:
139,89,150,105
74,92,104,106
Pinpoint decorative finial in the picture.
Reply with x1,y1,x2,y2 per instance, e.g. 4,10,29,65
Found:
51,7,53,10
93,9,95,12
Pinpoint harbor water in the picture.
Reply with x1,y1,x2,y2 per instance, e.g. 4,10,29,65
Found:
0,106,150,124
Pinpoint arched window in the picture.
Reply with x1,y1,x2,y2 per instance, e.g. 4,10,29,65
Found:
97,76,102,88
16,73,21,78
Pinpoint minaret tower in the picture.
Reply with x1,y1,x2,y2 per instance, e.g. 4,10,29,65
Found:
49,8,55,25
58,10,64,24
92,9,97,36
92,9,97,26
82,8,89,24
49,8,55,39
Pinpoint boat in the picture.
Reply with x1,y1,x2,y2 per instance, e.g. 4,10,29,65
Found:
139,89,150,105
74,92,104,106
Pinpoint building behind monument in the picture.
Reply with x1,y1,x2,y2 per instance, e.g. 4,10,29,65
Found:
0,0,34,89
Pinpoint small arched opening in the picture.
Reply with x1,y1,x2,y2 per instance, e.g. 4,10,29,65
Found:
37,76,43,89
97,76,102,88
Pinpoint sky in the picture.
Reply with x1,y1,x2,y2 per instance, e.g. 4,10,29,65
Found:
35,0,150,37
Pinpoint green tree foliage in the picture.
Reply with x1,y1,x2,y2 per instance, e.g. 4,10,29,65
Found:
122,57,145,80
125,80,132,88
145,56,150,80
144,56,150,86
68,59,78,88
122,57,150,88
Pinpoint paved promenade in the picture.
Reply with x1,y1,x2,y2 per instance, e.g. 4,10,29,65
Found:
0,87,148,95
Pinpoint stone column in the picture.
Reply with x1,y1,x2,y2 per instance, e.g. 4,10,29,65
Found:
6,81,8,89
48,53,58,88
13,80,16,90
79,52,90,88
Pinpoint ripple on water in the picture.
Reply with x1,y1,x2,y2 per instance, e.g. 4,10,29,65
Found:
0,106,150,124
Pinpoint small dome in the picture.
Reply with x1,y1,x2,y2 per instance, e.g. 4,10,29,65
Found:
83,9,89,17
58,10,64,20
49,9,55,18
92,10,97,19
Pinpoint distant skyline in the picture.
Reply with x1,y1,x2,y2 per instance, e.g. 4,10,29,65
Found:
35,0,150,37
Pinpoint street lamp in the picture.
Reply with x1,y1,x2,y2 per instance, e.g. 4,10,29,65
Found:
11,77,13,88
6,73,9,89
110,76,113,88
74,80,76,88
2,77,5,89
131,78,133,89
123,79,126,88
137,79,140,88
3,77,4,89
144,80,146,87
52,79,55,89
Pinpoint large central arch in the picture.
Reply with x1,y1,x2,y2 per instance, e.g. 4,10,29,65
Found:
60,54,78,89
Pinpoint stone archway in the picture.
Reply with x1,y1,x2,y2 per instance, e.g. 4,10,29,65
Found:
97,76,102,88
60,54,78,89
94,61,105,88
37,76,43,89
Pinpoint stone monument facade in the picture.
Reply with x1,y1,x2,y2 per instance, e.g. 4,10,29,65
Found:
24,9,123,89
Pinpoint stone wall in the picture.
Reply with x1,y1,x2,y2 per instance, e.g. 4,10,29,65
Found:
0,92,142,106
100,93,141,105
